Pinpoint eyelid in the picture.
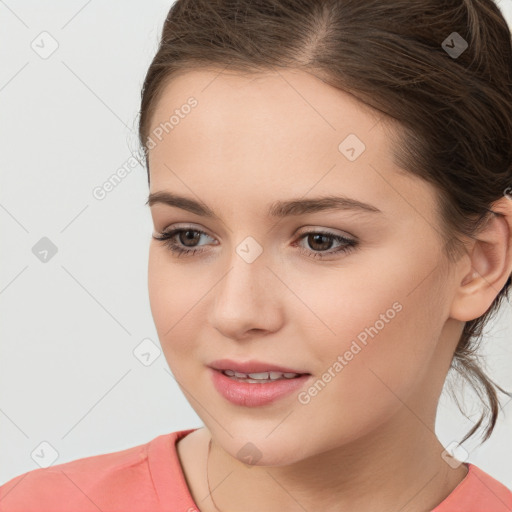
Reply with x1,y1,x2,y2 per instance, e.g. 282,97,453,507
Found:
295,225,356,239
159,223,215,238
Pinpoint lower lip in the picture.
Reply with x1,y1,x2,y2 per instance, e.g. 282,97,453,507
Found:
209,368,311,407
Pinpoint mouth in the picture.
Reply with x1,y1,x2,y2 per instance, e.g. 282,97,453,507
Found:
208,358,311,378
217,369,307,383
209,365,312,407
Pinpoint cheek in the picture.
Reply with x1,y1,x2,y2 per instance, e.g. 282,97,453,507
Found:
148,246,216,375
295,259,444,424
148,247,199,347
148,247,174,334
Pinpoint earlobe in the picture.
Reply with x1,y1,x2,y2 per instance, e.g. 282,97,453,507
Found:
449,197,512,322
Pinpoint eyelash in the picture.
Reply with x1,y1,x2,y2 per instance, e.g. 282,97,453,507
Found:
153,227,358,260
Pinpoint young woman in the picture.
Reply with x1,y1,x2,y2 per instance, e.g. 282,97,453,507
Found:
2,0,512,510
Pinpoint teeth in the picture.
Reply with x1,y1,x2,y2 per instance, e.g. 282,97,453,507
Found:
250,372,277,379
222,370,301,380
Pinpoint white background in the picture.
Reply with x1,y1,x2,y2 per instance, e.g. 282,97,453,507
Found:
1,0,511,489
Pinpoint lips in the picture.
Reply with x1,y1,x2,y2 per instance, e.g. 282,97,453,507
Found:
208,358,310,375
210,368,312,406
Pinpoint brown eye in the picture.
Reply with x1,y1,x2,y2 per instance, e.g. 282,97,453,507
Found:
179,230,202,247
294,230,358,260
305,233,336,252
152,228,214,257
153,227,358,260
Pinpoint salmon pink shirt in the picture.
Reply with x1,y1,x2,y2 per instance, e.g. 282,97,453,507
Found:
1,428,511,511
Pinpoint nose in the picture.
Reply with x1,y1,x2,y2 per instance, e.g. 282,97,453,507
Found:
208,248,284,340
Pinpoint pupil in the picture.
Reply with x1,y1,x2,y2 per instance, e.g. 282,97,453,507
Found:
181,230,200,247
309,234,331,251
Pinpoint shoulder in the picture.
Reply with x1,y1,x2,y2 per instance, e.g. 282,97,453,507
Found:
0,430,194,512
434,463,512,511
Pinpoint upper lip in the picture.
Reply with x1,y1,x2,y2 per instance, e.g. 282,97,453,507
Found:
209,358,309,374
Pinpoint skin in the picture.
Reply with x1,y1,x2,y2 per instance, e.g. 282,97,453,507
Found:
146,68,512,512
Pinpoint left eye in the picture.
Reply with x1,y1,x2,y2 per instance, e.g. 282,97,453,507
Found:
152,228,358,260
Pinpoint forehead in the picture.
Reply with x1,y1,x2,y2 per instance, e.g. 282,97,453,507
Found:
147,68,437,223
149,67,386,146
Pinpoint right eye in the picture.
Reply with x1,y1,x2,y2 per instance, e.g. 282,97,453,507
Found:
153,228,216,257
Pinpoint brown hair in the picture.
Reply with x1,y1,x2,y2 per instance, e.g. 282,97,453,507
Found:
138,0,512,446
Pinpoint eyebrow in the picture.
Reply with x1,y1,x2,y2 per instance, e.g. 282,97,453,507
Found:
146,191,382,218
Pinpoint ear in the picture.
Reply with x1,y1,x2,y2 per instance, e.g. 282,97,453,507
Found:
449,194,512,322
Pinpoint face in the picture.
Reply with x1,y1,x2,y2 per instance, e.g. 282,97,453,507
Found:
146,68,461,466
